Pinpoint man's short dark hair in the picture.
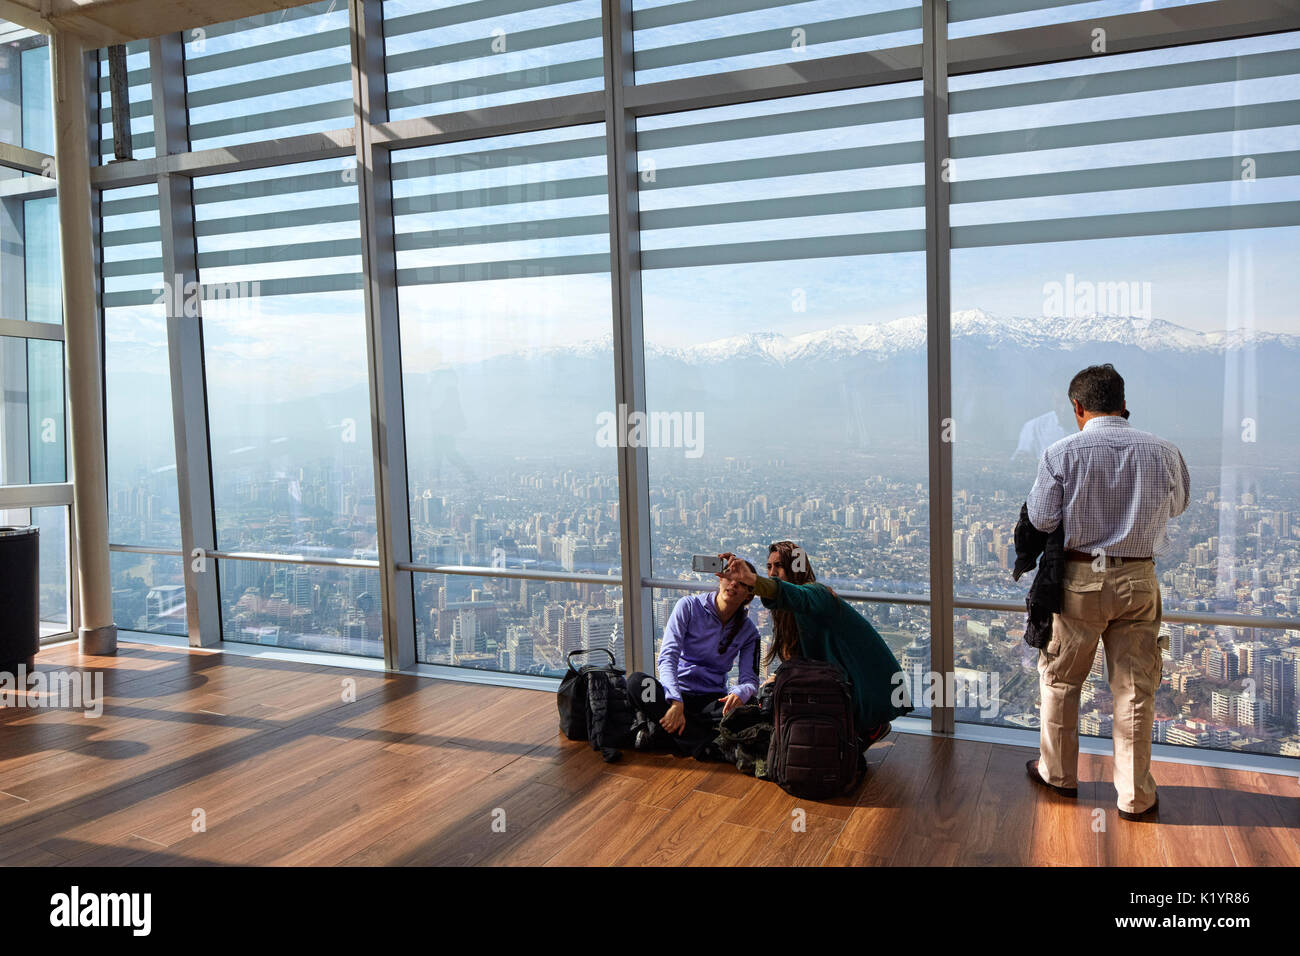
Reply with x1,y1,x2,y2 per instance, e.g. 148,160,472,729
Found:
1068,364,1125,413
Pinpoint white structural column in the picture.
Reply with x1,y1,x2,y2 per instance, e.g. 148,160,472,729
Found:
51,32,117,655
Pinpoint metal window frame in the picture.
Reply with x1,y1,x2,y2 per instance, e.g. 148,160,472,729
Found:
148,31,221,648
76,0,1300,770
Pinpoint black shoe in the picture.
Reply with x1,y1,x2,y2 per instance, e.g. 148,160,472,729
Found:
1026,758,1078,798
1118,797,1159,821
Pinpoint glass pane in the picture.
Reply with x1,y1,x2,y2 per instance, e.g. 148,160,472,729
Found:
415,571,622,674
23,195,62,324
393,124,620,593
949,34,1300,755
0,28,51,152
194,158,375,564
184,1,352,151
32,504,67,626
111,551,188,637
97,40,154,161
0,335,65,485
637,83,929,597
102,183,181,549
219,558,383,657
0,505,69,630
949,0,1230,39
633,0,922,85
383,0,603,121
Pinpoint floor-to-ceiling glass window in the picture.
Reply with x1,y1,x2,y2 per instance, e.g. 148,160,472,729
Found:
636,83,932,702
393,123,621,677
949,32,1300,755
0,23,70,634
194,158,382,656
102,183,187,636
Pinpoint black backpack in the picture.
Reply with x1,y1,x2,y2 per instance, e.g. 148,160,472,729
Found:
766,659,861,799
556,648,636,762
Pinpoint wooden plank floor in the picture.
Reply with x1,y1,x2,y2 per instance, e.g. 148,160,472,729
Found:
0,641,1296,866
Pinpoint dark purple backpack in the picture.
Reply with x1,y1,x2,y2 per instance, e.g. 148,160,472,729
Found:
766,659,861,799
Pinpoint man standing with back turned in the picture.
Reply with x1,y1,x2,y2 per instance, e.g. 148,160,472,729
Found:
1024,364,1189,820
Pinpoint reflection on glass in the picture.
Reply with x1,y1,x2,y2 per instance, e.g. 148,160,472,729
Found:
393,124,620,590
111,551,187,637
220,558,383,658
102,184,181,549
415,571,622,674
0,30,52,151
0,336,64,485
24,196,61,324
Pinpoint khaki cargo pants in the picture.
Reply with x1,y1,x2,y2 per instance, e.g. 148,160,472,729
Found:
1036,558,1164,814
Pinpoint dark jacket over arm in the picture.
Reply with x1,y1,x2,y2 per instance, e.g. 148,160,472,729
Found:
1013,501,1064,649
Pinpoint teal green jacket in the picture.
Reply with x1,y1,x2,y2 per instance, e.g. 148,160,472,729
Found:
755,577,913,729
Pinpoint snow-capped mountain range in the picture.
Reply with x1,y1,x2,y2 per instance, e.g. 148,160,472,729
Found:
553,310,1299,365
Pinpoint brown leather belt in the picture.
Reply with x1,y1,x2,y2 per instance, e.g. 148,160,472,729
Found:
1065,550,1152,565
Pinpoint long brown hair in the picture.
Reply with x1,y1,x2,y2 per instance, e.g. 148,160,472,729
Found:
764,540,816,668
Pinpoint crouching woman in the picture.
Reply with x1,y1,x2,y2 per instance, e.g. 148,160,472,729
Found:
721,542,911,750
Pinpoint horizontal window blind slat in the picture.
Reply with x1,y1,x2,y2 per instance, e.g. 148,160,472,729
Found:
101,226,162,248
185,64,352,109
643,141,924,191
394,214,609,250
634,7,922,71
951,150,1300,204
640,229,926,268
392,177,606,214
187,101,354,145
384,0,579,39
950,49,1300,114
638,96,923,150
197,239,362,269
391,138,605,180
184,27,351,77
194,205,361,238
951,200,1300,247
948,0,1098,24
642,184,924,230
951,100,1300,159
385,17,601,76
102,257,165,278
387,57,603,111
396,251,610,284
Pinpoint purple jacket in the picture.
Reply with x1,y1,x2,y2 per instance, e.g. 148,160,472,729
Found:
658,593,760,704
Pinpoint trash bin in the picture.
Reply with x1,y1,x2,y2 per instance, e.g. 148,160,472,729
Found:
0,526,39,672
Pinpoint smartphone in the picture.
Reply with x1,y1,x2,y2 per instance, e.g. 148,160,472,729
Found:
691,554,725,574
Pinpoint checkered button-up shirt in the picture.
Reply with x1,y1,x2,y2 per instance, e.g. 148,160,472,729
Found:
1026,416,1190,558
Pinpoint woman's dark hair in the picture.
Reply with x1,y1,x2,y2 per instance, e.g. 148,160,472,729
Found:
765,541,816,668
